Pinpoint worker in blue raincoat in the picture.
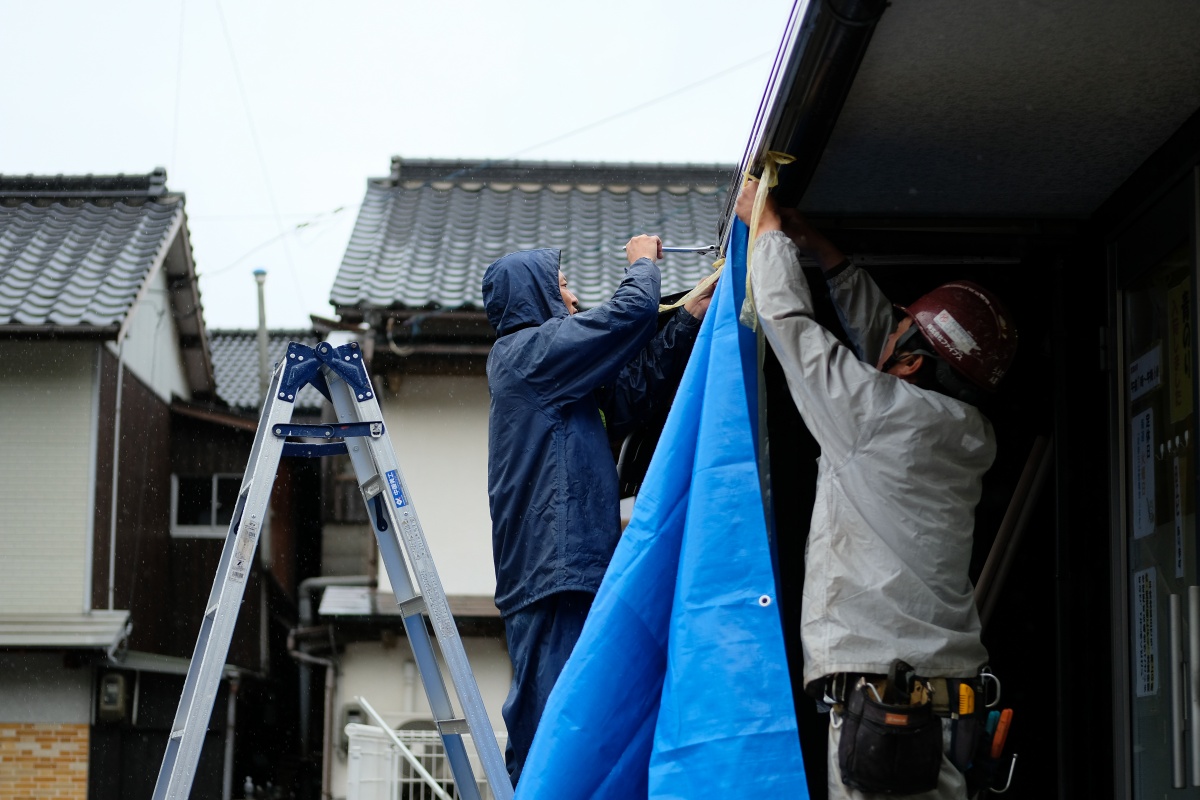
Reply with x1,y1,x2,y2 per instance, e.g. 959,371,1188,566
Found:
483,234,713,785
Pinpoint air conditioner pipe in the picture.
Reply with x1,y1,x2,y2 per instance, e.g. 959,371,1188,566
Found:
290,576,372,794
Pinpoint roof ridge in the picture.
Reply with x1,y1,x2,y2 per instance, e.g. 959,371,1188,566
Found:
385,157,736,188
0,168,170,200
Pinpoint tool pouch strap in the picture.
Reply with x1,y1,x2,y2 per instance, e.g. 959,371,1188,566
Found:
838,679,942,795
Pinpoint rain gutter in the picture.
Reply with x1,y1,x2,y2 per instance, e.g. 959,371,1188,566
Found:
720,0,889,239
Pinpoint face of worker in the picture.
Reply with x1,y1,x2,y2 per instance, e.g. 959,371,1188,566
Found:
559,271,579,315
877,316,914,373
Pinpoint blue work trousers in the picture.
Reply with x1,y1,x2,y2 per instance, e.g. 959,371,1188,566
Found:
501,590,594,787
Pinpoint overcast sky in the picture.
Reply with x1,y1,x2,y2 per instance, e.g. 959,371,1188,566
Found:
2,1,790,329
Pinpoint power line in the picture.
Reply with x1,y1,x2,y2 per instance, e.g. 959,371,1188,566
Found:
170,0,187,173
509,49,772,158
202,205,354,278
213,0,308,310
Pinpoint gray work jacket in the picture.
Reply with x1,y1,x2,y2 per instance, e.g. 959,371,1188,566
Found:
751,231,992,687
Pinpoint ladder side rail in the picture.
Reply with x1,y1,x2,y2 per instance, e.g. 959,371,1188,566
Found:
321,360,510,800
152,369,297,800
356,422,510,800
324,369,486,800
359,479,485,800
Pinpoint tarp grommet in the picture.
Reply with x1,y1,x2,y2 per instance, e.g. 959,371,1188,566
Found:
758,595,772,607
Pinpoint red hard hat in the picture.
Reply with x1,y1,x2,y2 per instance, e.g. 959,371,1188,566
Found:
898,281,1017,392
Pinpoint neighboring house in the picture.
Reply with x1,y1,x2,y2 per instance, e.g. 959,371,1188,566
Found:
0,173,317,800
314,157,733,798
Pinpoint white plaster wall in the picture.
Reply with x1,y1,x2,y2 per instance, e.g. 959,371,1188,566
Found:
108,265,189,404
330,636,511,799
0,653,91,723
0,341,96,614
375,375,494,597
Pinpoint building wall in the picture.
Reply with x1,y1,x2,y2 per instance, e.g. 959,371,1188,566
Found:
108,264,189,405
0,341,98,614
0,723,89,800
91,349,174,651
330,636,511,799
0,653,92,800
376,375,494,597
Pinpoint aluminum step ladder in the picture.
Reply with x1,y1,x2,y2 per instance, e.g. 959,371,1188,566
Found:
152,340,512,800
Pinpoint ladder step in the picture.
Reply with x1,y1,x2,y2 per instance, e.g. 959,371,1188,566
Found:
437,718,471,736
169,729,185,740
396,595,427,618
205,604,218,617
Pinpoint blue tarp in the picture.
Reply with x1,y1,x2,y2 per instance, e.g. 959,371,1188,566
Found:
515,220,807,799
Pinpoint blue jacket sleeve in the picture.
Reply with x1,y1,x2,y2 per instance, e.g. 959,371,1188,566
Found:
593,308,701,438
523,259,662,404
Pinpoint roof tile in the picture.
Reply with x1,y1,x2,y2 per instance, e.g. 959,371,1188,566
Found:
209,330,325,413
330,159,735,312
0,199,182,327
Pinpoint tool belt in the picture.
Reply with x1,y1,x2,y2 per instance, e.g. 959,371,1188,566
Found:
816,662,1015,796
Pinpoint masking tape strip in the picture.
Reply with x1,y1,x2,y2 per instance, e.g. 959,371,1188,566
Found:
658,257,725,313
739,150,795,330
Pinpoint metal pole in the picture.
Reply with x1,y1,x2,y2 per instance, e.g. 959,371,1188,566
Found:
254,268,270,408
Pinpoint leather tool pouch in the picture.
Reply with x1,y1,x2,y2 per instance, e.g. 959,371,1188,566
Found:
838,681,943,794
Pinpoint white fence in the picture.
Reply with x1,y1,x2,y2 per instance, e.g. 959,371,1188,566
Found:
345,723,508,800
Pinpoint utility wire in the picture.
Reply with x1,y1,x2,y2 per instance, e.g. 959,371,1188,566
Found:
432,50,767,261
203,205,353,279
213,0,308,310
508,50,772,160
206,48,765,288
170,0,187,173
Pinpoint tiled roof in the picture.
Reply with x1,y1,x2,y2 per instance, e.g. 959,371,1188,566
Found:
210,329,325,413
0,169,183,328
331,158,736,313
0,169,217,399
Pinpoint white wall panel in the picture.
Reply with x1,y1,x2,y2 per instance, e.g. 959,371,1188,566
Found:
110,265,189,404
0,341,97,614
377,375,494,597
331,637,511,795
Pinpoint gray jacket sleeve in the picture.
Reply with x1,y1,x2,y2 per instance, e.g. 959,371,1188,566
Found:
826,261,896,367
749,230,898,459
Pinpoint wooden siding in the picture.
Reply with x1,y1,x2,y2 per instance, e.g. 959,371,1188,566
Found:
168,413,322,666
0,341,97,615
91,349,173,651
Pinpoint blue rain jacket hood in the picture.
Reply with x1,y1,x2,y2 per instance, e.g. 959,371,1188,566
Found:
483,248,567,335
484,248,700,616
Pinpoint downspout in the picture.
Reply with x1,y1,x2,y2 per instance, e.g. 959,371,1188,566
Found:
107,341,125,610
107,207,185,610
289,626,341,800
291,576,373,797
223,676,240,800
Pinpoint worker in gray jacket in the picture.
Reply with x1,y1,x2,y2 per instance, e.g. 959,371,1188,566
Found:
737,181,1016,799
